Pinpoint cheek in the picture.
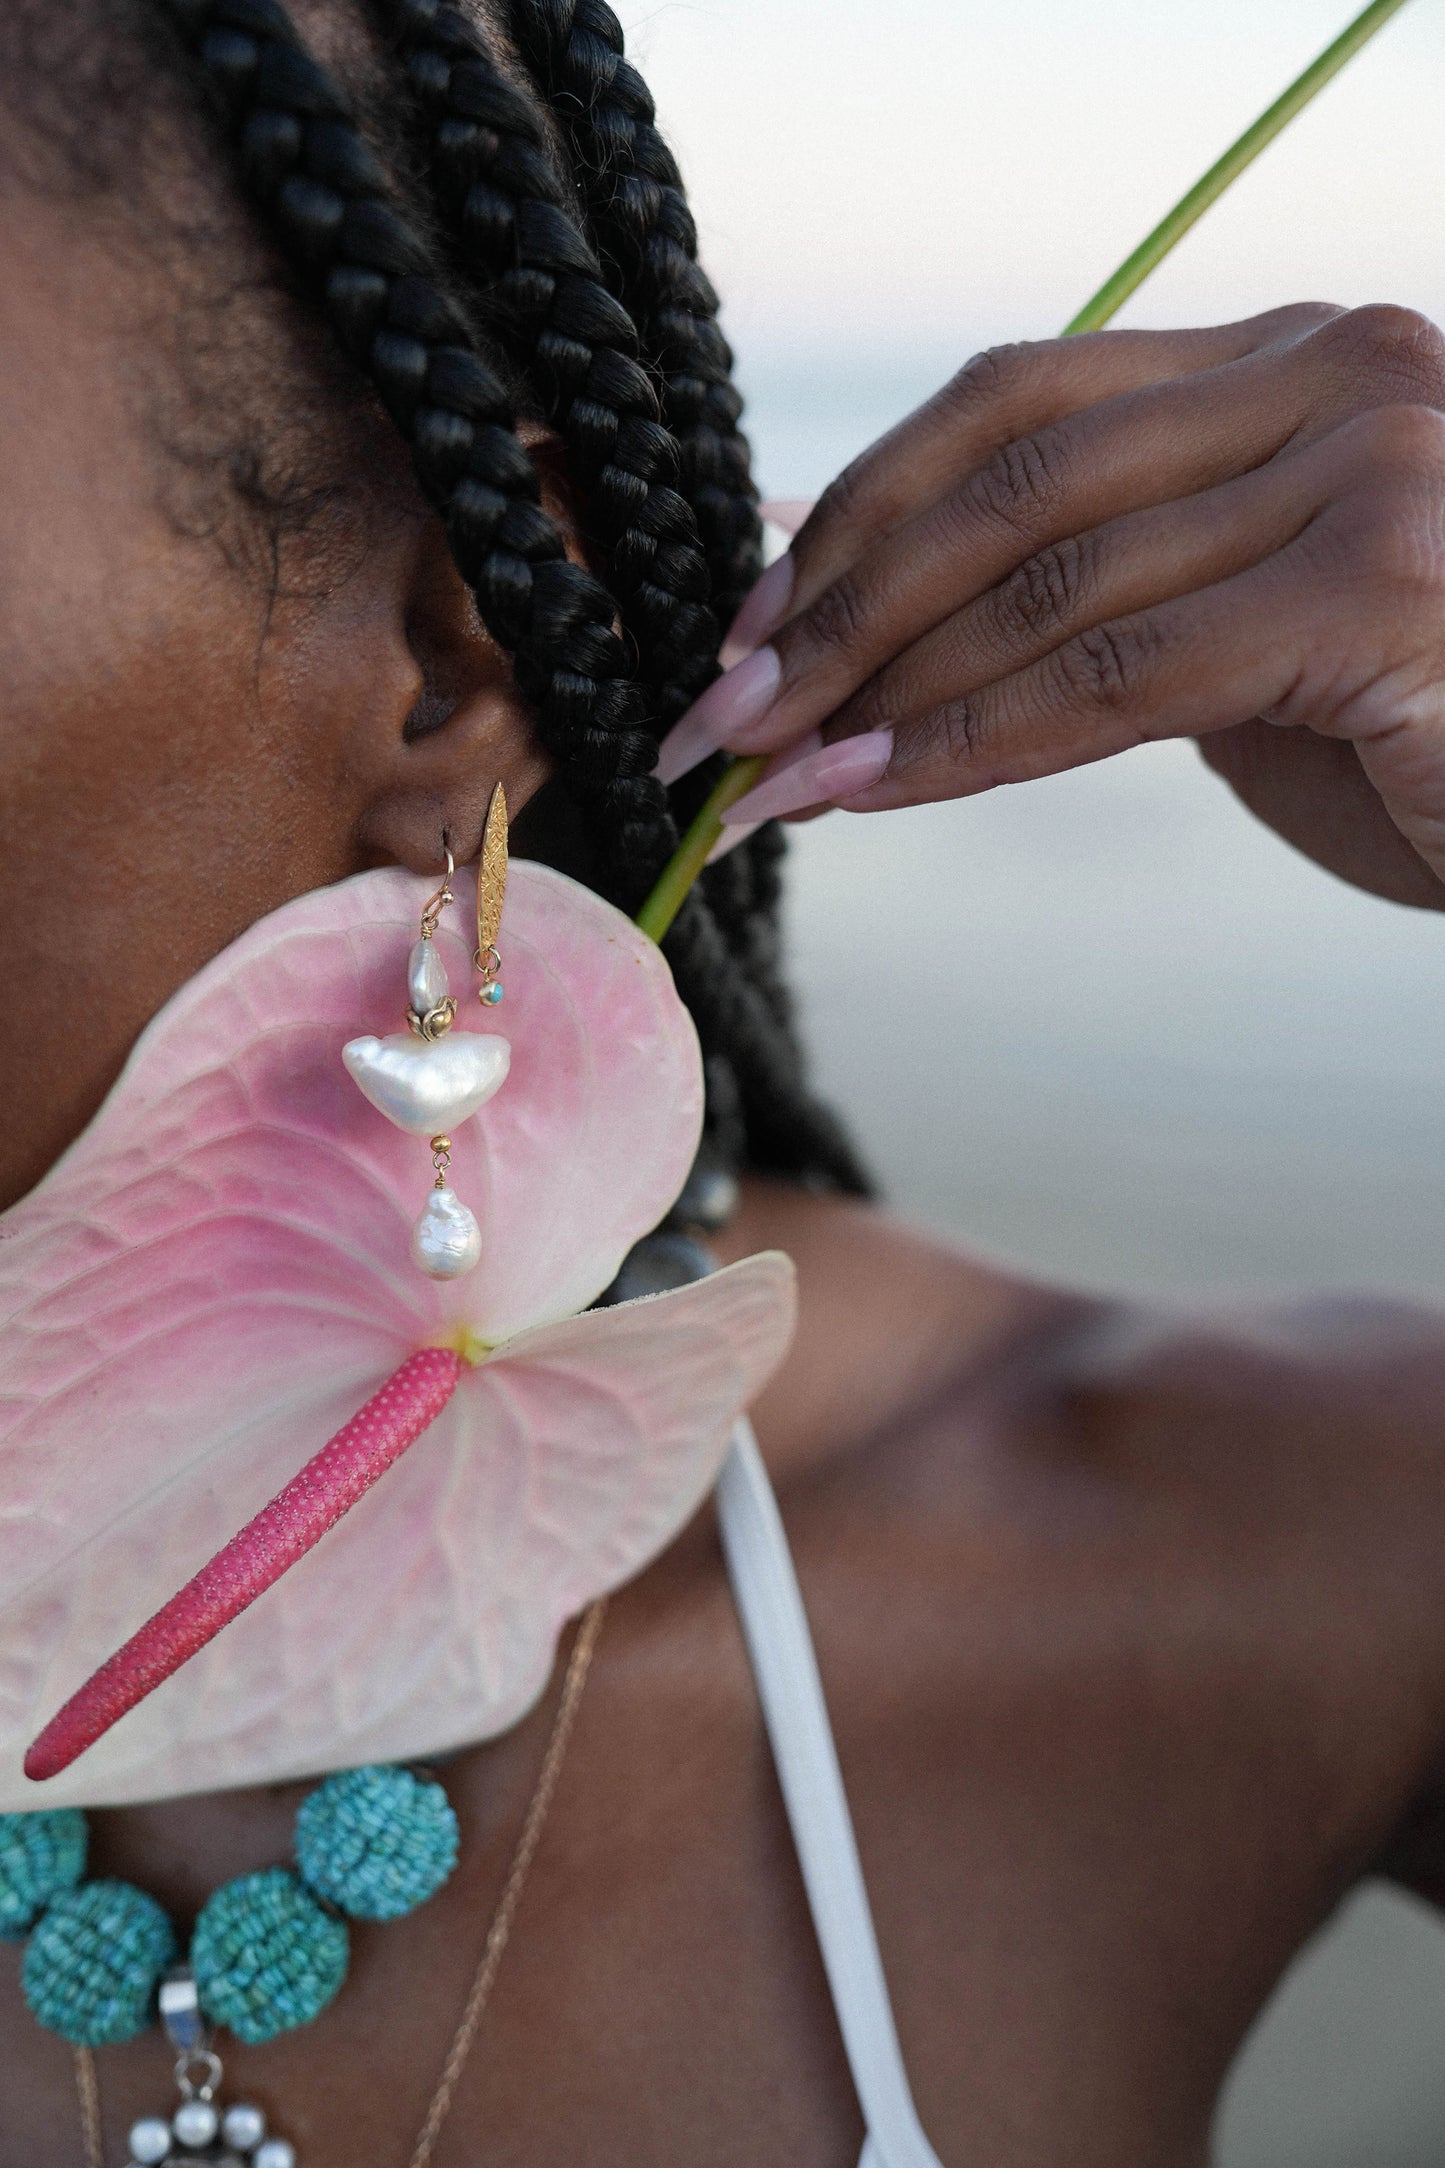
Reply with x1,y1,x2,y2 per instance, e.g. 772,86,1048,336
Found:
0,524,378,1211
0,214,413,1212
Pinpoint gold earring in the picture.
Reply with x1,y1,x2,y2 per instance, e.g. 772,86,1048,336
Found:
475,782,508,1008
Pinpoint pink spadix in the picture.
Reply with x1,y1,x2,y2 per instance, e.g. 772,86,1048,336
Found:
25,1348,462,1782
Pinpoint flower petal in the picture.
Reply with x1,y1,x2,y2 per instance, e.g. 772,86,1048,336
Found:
0,1253,795,1806
0,860,724,1805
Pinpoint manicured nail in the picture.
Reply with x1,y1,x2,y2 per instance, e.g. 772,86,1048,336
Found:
654,646,782,787
759,498,816,537
720,729,893,826
720,555,794,669
706,818,761,863
705,732,821,855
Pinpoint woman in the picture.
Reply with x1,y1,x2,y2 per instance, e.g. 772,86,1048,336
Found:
5,2,1445,2163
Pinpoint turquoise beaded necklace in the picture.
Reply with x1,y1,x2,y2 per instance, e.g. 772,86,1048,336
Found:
3,1762,460,2167
4,1599,606,2168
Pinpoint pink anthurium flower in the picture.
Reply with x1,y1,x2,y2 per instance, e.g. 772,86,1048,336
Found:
0,863,795,1809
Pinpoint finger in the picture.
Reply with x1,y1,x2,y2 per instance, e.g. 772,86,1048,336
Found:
725,332,1333,763
827,437,1333,744
831,490,1407,814
780,305,1340,613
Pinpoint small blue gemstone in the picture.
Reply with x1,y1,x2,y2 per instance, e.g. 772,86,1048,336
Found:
481,982,503,1005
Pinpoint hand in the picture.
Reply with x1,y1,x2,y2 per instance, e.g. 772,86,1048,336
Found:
660,305,1445,908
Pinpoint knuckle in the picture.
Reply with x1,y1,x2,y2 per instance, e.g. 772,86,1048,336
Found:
966,427,1070,538
934,696,991,770
1319,303,1445,402
1323,407,1445,590
1053,616,1158,710
937,340,1042,419
1348,399,1445,475
1259,299,1346,346
1282,300,1347,330
991,533,1093,646
795,566,872,664
806,459,866,544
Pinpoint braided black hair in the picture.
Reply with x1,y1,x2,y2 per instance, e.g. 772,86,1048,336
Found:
369,0,720,734
481,0,808,1030
504,0,764,635
159,0,680,914
150,0,869,1193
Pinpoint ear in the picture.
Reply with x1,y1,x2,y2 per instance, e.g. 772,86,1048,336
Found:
341,426,583,879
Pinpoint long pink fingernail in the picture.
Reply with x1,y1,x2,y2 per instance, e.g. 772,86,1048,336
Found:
703,731,823,858
654,646,782,787
706,818,761,863
720,729,893,826
720,555,794,669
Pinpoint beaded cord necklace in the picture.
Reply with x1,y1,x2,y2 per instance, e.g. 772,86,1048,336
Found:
3,1601,604,2168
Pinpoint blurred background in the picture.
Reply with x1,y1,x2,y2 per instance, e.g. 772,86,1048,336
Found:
614,0,1445,2159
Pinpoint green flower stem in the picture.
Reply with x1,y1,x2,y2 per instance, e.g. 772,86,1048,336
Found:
634,0,1413,944
1064,0,1413,336
632,756,765,945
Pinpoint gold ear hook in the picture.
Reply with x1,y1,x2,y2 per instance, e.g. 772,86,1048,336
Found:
476,784,508,988
418,837,457,941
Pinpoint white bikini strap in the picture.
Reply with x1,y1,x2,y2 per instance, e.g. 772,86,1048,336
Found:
715,1421,945,2168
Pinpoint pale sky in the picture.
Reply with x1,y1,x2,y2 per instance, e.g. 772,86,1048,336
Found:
618,0,1445,490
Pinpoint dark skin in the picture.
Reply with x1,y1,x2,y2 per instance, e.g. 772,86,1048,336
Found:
7,163,1445,2161
723,304,1445,907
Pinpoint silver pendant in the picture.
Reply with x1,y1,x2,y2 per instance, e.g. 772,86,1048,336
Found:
122,1971,298,2168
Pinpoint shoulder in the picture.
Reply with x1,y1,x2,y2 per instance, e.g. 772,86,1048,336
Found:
724,1180,1445,1593
716,1188,1445,2146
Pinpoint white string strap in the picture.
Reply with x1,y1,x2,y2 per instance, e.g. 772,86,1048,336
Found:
716,1420,945,2168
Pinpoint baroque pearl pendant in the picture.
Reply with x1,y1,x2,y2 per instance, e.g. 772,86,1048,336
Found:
343,853,512,1282
342,1031,510,1136
411,1186,483,1279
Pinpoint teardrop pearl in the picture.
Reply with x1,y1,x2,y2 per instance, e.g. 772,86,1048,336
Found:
408,936,451,1016
411,1187,483,1279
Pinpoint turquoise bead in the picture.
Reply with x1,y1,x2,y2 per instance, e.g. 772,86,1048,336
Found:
295,1764,459,1921
0,1809,87,1938
22,1880,175,2046
192,1868,348,2044
480,981,503,1005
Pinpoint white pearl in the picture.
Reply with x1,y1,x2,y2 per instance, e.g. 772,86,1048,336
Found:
342,1031,510,1137
222,2104,268,2150
411,1186,483,1278
127,2119,172,2164
253,2142,297,2168
407,935,451,1017
172,2098,219,2148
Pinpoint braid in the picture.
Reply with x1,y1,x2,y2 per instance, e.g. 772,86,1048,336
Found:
152,0,868,1192
369,0,721,732
157,0,671,911
504,0,763,632
665,896,867,1193
500,0,814,1036
496,0,816,1089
